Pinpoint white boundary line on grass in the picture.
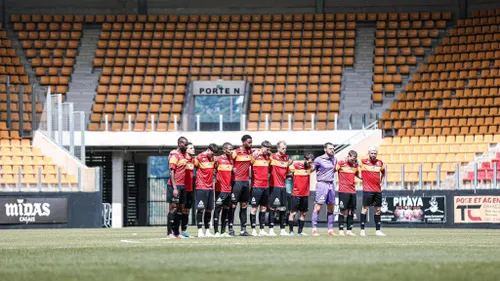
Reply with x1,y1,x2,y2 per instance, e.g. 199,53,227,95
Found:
120,239,143,243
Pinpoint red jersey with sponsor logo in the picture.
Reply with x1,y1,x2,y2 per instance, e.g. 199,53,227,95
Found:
194,153,215,190
251,153,270,188
335,160,359,193
184,156,195,192
289,161,311,197
215,154,233,193
360,158,385,192
269,153,292,188
167,149,187,186
231,147,253,181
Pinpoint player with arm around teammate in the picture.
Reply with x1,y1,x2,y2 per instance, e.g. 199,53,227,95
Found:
194,143,219,238
288,153,315,236
359,146,386,237
229,135,254,237
249,140,272,236
167,137,189,239
336,150,361,236
180,142,195,238
268,140,293,236
213,142,234,237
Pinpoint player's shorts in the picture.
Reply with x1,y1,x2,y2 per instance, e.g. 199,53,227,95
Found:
269,187,288,210
314,181,335,205
167,185,186,204
291,196,309,212
196,189,214,211
250,188,269,207
185,191,194,209
231,180,250,203
215,191,232,207
363,192,382,207
338,192,357,211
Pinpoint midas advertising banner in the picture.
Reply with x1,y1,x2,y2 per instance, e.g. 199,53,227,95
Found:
454,196,500,223
380,196,446,223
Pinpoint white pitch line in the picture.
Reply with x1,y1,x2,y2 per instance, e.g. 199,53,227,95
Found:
120,239,143,244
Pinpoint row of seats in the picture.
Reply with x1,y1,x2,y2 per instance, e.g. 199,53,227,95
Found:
88,13,358,131
382,10,500,137
11,18,82,94
372,12,449,103
0,123,79,186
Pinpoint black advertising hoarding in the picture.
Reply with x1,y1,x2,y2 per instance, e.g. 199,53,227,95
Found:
381,196,446,223
0,198,68,224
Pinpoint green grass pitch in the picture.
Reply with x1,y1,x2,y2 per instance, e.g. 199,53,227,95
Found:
0,227,499,281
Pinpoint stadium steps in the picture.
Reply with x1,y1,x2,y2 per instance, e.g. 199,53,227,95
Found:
5,26,45,102
377,28,452,116
66,27,101,122
337,23,376,129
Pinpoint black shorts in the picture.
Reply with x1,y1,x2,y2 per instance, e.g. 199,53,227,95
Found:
250,188,269,207
232,181,250,203
291,196,309,212
215,192,232,207
338,192,357,211
167,185,186,204
196,189,214,211
363,192,382,207
269,187,288,210
185,191,194,209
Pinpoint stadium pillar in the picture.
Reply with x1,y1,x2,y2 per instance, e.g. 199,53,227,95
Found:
138,0,148,15
112,151,125,228
458,0,467,19
315,0,324,14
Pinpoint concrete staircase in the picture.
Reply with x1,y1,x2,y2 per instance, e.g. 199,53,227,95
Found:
66,27,101,120
5,26,46,101
338,23,376,130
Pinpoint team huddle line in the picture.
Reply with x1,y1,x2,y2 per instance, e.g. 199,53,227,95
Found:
166,135,387,238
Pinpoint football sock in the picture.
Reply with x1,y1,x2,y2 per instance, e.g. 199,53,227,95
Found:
375,214,381,231
360,213,367,230
196,211,203,229
338,214,345,230
250,213,257,229
204,211,211,230
259,211,266,229
298,220,305,233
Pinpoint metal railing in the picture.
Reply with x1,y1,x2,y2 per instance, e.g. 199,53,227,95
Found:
38,89,86,163
334,120,379,154
377,162,499,191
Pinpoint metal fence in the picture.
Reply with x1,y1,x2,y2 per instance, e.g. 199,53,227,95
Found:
38,89,86,163
1,75,45,137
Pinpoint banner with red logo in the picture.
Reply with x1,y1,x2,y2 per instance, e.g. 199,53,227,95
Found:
454,196,500,223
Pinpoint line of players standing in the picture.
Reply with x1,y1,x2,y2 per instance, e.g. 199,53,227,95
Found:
166,134,387,238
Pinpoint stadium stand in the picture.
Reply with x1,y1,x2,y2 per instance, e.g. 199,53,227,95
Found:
380,10,500,137
372,12,451,104
377,9,500,186
88,14,356,131
0,23,42,133
10,14,85,95
0,122,78,188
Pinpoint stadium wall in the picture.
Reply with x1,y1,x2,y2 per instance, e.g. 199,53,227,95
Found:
3,0,490,17
311,190,500,229
0,192,102,229
32,131,99,192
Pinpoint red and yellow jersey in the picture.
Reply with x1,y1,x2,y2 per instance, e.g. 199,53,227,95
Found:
335,160,359,194
215,154,233,193
194,153,215,190
359,158,385,192
269,153,292,188
167,149,187,186
289,161,311,196
184,157,195,192
231,147,253,181
251,153,270,188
